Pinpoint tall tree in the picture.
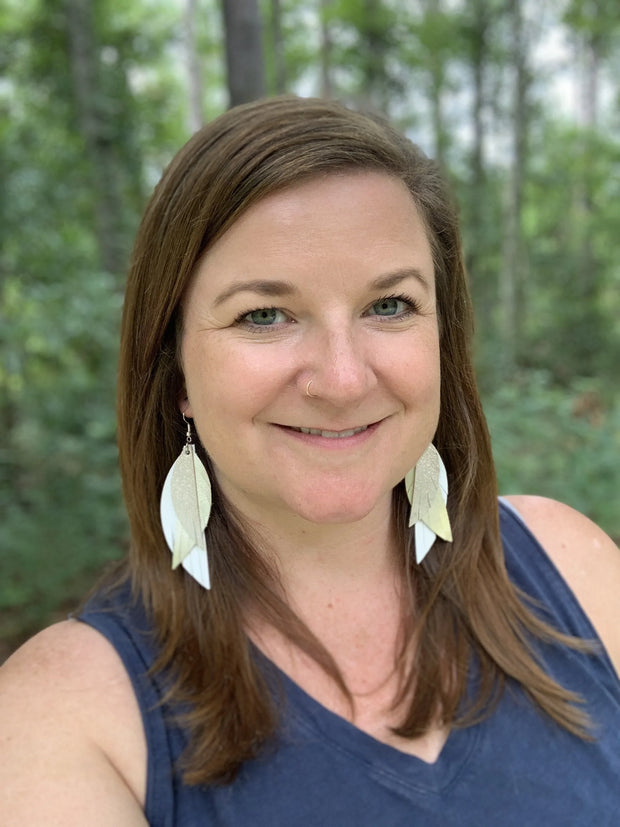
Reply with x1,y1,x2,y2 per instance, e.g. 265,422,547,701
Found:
417,0,451,168
565,0,619,129
463,0,492,307
184,0,205,132
549,0,620,376
269,0,287,94
565,0,618,299
0,0,188,649
499,0,530,369
221,0,266,106
328,0,400,113
64,0,126,275
319,0,335,98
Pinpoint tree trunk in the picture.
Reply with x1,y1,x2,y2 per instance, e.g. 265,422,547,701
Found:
319,0,334,97
428,72,445,170
356,0,392,112
270,0,287,94
581,39,599,130
64,0,125,275
575,32,600,299
470,0,487,238
465,0,491,319
184,0,204,133
221,0,266,107
425,0,447,169
500,0,529,369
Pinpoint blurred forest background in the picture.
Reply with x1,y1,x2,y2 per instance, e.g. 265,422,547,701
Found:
1,0,619,658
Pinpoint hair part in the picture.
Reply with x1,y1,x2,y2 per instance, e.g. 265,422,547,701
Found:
114,96,590,785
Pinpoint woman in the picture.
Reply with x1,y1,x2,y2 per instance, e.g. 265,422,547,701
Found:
1,96,618,825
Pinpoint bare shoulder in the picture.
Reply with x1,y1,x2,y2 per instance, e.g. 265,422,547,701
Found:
0,620,148,825
505,495,620,676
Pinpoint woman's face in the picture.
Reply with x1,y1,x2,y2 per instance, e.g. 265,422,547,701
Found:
181,171,440,533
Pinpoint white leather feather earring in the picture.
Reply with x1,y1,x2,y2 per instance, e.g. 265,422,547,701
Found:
405,443,452,564
160,415,212,589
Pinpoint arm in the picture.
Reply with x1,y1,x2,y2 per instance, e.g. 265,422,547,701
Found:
505,495,620,678
0,620,148,826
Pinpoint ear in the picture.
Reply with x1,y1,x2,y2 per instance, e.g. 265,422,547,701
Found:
178,388,193,419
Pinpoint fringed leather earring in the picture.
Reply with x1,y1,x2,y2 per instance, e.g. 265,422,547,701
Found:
160,414,212,589
405,443,452,564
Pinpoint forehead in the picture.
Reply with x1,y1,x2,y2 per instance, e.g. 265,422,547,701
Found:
231,171,423,235
196,171,433,277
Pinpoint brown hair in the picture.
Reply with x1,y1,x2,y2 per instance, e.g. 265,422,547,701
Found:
116,96,588,784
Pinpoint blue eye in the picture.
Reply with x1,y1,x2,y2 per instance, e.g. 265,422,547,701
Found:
370,297,407,316
245,308,286,326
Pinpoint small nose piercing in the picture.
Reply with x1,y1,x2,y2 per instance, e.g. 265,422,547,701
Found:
305,380,316,398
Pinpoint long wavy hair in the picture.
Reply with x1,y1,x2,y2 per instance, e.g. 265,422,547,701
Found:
115,96,588,784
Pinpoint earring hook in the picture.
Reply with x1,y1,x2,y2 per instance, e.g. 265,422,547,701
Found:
182,413,193,447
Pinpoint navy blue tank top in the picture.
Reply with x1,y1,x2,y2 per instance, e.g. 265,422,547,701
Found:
79,501,620,825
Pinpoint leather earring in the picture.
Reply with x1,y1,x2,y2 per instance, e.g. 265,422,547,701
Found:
160,414,212,589
405,443,452,564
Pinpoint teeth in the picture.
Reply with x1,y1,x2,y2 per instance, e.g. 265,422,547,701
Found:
297,426,368,439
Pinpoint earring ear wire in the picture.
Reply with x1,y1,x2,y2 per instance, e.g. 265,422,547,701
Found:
182,412,192,444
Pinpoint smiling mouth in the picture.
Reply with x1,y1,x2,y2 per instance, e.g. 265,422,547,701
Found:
288,425,369,439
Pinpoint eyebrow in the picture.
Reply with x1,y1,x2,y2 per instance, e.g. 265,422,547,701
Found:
213,267,430,307
214,279,299,307
370,268,430,292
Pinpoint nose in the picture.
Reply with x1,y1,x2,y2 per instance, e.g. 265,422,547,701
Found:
303,325,376,406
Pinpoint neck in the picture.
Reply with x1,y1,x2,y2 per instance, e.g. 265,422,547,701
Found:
247,512,408,706
243,498,399,597
245,499,406,667
237,493,409,694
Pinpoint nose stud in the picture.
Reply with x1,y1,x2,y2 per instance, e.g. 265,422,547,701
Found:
305,380,317,398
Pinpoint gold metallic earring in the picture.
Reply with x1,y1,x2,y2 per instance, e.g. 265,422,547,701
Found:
159,414,212,589
405,443,452,564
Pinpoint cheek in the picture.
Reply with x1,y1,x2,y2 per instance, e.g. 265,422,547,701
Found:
182,340,289,425
393,333,441,398
181,340,221,421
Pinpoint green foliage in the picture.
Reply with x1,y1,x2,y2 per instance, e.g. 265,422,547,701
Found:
520,123,620,380
484,372,620,538
0,271,126,642
1,0,619,656
0,0,187,652
261,0,319,93
564,0,620,55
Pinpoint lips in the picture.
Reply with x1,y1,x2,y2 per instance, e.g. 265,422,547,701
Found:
290,425,369,439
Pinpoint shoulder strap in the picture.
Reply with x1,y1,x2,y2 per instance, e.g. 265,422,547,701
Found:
78,583,177,825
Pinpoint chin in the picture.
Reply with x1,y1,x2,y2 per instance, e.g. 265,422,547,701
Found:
290,491,389,526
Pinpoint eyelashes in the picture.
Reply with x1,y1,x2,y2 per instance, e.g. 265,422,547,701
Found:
367,293,422,318
235,307,290,327
234,292,422,332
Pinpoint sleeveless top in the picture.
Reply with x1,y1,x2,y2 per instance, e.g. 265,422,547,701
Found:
78,501,620,826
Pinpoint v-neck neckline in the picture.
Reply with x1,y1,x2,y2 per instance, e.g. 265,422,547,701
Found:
256,648,481,796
